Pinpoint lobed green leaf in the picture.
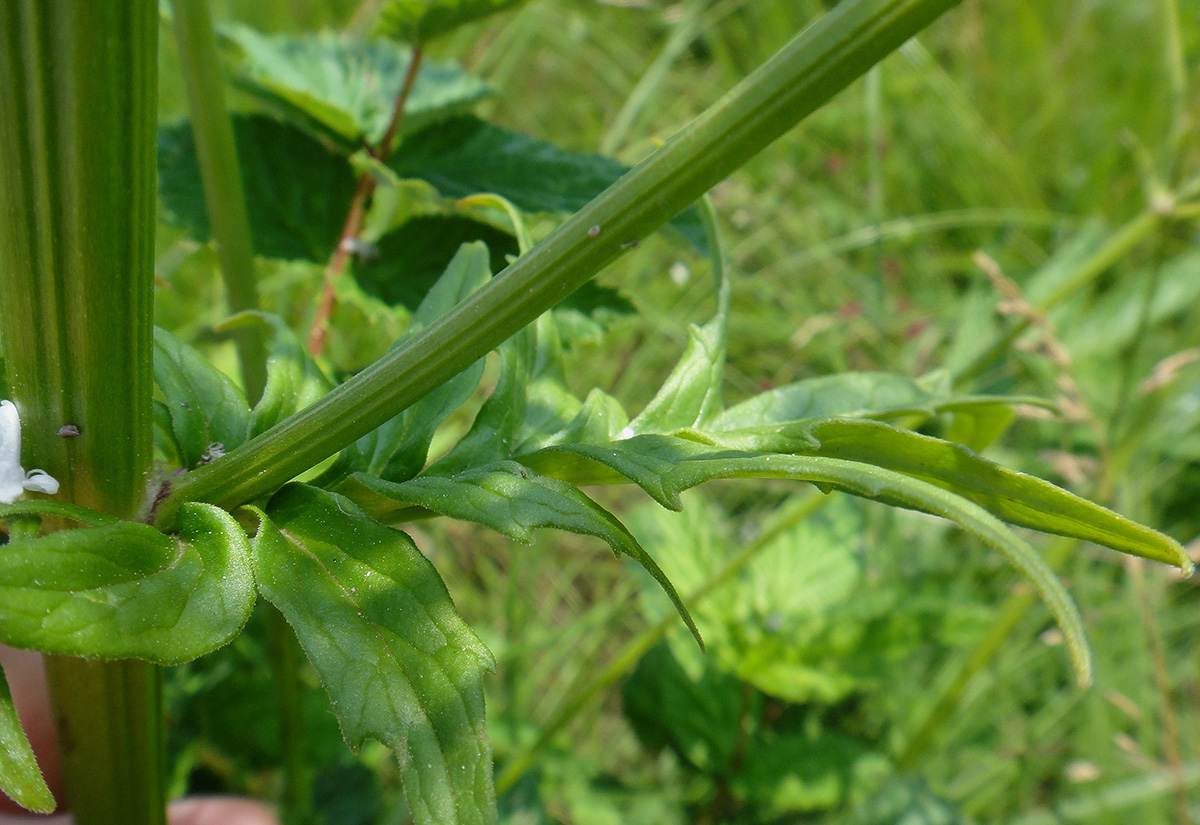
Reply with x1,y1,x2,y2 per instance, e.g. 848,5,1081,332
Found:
0,504,255,664
376,0,529,44
249,484,494,825
0,663,54,814
223,27,491,148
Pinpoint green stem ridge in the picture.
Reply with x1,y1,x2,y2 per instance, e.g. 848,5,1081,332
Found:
0,2,163,822
157,0,963,528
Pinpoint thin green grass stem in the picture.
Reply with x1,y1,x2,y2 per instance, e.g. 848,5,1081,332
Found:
599,0,705,156
171,0,268,403
954,209,1162,387
896,535,1077,769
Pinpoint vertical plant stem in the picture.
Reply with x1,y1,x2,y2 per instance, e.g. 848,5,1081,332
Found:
308,44,425,355
0,2,161,823
265,609,314,825
171,6,313,819
171,0,268,403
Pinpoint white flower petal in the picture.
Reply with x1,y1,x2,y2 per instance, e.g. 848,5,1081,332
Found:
22,469,60,496
0,400,60,503
0,401,21,467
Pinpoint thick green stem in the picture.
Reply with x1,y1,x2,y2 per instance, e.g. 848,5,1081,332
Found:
171,0,268,403
43,659,165,824
157,0,963,528
0,2,161,823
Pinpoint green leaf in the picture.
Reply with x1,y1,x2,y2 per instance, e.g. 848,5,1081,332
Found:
337,460,701,647
714,371,991,428
0,663,54,814
153,327,250,469
223,27,491,149
159,115,358,261
426,325,534,476
355,215,517,310
521,436,1094,684
0,503,255,664
325,242,492,484
629,195,728,434
514,314,582,451
249,483,495,825
622,638,744,774
766,419,1191,569
216,311,334,439
391,116,707,252
732,730,872,814
376,0,529,44
844,777,972,825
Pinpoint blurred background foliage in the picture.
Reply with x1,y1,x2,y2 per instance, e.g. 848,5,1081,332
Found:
153,1,1200,822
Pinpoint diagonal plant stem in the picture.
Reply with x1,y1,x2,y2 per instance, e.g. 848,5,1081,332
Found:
156,0,964,530
307,44,426,356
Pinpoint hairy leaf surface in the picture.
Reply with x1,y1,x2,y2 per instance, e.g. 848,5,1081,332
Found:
0,504,254,664
153,327,250,469
250,484,495,825
0,663,54,814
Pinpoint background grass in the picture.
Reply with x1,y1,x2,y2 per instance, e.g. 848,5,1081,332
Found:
157,1,1200,823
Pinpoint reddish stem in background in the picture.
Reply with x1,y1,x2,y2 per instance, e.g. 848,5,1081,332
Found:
307,44,426,356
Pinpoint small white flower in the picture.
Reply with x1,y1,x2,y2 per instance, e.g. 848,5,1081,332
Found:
0,400,60,504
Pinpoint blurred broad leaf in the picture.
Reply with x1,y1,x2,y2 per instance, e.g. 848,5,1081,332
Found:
154,327,250,469
844,776,974,825
622,638,743,774
159,115,357,261
355,215,517,309
391,116,708,252
0,503,254,664
377,0,530,44
250,483,495,825
732,730,872,815
0,663,54,814
224,26,491,149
